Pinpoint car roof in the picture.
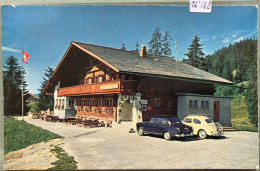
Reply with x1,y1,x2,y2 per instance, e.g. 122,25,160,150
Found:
184,115,210,119
152,115,179,118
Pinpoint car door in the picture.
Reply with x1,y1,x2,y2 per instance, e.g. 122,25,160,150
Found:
153,118,168,135
143,117,157,133
192,118,201,135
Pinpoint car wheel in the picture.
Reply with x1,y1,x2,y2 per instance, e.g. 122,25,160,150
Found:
138,127,144,136
198,129,207,139
163,132,172,140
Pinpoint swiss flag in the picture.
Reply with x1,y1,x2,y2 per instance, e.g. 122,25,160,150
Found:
23,50,30,64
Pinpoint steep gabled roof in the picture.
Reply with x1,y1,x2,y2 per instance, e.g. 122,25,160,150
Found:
27,93,38,99
74,42,232,84
44,41,232,94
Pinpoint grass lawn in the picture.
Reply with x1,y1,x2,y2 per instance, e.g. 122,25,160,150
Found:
49,146,78,170
231,96,258,132
4,116,63,154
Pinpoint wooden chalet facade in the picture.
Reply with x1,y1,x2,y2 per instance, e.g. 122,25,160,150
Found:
43,42,233,126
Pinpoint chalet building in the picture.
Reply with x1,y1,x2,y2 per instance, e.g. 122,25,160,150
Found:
43,42,233,126
26,93,38,102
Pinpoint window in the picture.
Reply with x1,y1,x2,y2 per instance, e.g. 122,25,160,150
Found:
189,100,193,108
98,76,103,83
150,117,156,123
56,99,58,106
184,118,192,123
85,100,89,106
69,99,74,107
206,101,209,108
157,118,166,124
106,98,113,107
201,101,205,108
189,100,198,108
81,100,84,106
88,77,92,84
62,99,65,107
154,98,161,108
201,101,209,108
97,99,102,106
205,119,213,123
169,118,182,124
193,119,201,124
91,99,95,106
194,100,198,108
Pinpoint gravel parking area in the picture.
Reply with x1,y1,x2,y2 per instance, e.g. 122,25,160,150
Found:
20,117,259,169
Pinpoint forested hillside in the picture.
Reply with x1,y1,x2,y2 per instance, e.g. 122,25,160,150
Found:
205,39,257,84
184,38,257,126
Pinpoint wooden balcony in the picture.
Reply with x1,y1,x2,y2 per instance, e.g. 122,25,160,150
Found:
58,80,136,96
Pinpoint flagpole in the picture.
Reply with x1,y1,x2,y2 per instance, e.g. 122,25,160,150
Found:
175,39,178,62
22,50,24,121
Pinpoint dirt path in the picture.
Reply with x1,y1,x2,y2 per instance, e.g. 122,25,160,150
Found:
4,138,64,170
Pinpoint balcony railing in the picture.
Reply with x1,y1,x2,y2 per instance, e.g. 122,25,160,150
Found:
58,80,136,96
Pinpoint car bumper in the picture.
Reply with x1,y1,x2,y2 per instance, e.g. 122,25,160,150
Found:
175,132,193,137
209,132,224,136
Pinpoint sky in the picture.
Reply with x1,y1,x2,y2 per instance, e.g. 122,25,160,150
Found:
1,5,257,94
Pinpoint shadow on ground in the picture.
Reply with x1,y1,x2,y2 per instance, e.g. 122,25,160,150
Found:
142,134,201,142
207,135,228,140
72,130,101,138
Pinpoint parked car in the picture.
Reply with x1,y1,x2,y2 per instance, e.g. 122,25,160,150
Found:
136,115,193,140
182,114,224,139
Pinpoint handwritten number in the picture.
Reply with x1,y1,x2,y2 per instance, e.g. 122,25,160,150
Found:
191,0,211,11
207,1,212,9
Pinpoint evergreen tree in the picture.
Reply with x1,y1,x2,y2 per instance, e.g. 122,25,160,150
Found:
148,27,162,55
3,56,29,115
135,42,139,53
161,31,172,56
245,53,258,125
184,35,205,69
121,44,126,50
205,38,257,126
37,67,54,111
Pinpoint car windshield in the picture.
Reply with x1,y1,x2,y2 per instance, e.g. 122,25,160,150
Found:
205,119,213,123
170,118,182,124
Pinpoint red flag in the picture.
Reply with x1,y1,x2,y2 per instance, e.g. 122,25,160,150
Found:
23,50,30,64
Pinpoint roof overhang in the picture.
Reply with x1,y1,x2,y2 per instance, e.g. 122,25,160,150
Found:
119,71,233,85
43,42,120,94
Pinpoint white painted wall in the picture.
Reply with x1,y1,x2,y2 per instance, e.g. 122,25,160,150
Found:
177,95,232,126
53,81,74,118
117,93,143,127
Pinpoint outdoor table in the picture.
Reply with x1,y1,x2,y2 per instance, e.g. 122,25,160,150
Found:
64,116,78,123
32,113,41,119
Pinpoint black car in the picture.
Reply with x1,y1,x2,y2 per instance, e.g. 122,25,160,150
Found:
136,115,193,140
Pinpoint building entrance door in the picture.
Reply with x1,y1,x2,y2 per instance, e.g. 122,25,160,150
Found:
214,101,219,122
120,101,133,121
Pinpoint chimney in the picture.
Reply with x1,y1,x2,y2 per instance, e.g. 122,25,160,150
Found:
139,45,147,57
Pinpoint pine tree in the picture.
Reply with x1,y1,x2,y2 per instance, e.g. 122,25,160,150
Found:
148,27,162,55
184,35,205,68
121,44,126,51
37,67,54,111
245,53,258,126
135,42,139,53
161,31,172,56
3,56,29,115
